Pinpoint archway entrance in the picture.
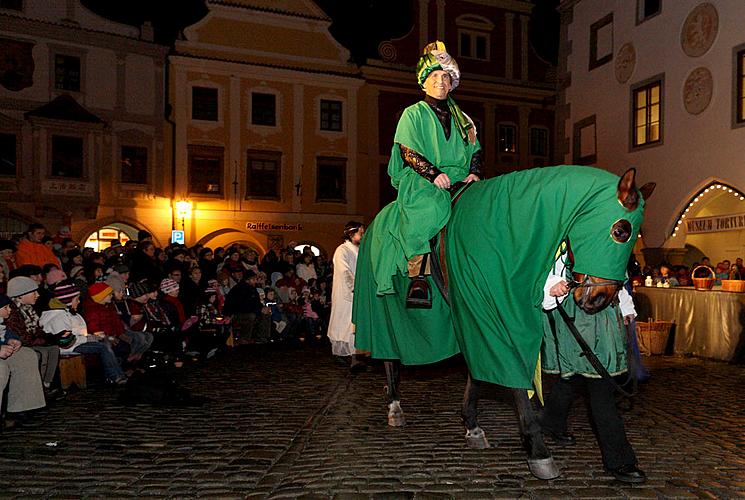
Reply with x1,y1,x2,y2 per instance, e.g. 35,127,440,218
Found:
82,222,139,251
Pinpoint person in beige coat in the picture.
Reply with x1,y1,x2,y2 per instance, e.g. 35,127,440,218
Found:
328,221,365,370
0,294,46,417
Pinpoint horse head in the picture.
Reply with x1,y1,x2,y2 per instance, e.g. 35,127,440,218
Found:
567,168,655,314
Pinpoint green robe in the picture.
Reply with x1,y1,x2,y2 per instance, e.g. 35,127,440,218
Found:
352,101,479,364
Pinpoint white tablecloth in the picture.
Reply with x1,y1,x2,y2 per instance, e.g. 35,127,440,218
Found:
633,286,745,361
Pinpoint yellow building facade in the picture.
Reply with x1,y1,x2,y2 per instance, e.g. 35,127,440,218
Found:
167,0,368,256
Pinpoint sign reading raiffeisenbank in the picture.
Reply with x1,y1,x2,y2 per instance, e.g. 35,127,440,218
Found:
246,222,304,232
686,212,745,234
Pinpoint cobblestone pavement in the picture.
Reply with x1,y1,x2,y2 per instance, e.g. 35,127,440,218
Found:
0,344,743,499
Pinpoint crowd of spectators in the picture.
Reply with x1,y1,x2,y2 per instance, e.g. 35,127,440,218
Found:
0,223,336,427
634,256,745,287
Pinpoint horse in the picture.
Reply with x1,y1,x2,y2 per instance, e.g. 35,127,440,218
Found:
352,165,654,479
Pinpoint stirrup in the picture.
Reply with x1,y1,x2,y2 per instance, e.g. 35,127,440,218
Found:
406,278,432,308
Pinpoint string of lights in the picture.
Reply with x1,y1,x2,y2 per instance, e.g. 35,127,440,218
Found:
671,182,745,239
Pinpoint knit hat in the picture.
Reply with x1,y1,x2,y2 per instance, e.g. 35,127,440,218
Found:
0,294,11,309
46,268,67,286
127,281,152,299
113,263,129,274
69,265,84,278
160,278,179,295
7,276,39,298
105,275,126,294
89,283,113,303
53,280,80,305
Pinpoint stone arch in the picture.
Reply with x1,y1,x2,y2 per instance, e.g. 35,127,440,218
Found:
666,178,745,239
197,229,267,255
74,216,163,248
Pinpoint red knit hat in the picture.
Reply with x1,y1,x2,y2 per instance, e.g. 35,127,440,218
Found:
89,283,113,304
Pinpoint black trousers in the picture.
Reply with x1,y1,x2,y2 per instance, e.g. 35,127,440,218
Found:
541,376,636,470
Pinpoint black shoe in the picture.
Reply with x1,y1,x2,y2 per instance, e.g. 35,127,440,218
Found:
350,361,368,374
44,387,66,402
542,428,576,446
607,464,647,484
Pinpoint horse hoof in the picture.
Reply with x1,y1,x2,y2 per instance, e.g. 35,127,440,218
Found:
387,401,406,427
527,457,560,480
465,426,490,449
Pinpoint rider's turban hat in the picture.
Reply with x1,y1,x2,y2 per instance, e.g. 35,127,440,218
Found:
416,41,461,90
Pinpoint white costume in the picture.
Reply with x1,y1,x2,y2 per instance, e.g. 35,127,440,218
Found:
328,240,359,356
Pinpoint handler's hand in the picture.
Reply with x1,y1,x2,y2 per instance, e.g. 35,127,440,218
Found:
623,314,636,325
0,345,14,359
433,173,451,189
464,174,480,183
549,280,569,297
7,338,21,352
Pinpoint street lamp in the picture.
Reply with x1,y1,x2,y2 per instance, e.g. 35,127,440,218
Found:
175,199,192,231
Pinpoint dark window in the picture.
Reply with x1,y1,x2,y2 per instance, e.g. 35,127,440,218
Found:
737,49,745,124
188,145,223,195
589,13,613,70
632,80,662,147
573,115,597,165
54,54,80,92
192,87,218,121
246,150,280,199
460,32,472,58
316,157,346,202
0,133,16,176
498,124,517,153
530,128,549,157
121,146,148,184
0,0,22,10
251,93,276,126
459,31,489,60
320,100,342,131
637,0,661,23
51,135,83,178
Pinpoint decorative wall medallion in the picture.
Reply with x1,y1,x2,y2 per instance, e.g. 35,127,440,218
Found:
378,41,397,62
615,43,636,83
683,67,713,115
681,3,718,57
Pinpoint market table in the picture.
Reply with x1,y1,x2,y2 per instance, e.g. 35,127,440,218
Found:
633,286,745,361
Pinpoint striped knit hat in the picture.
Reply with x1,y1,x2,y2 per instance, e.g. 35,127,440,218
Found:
89,283,113,304
127,281,152,299
160,278,179,295
53,279,80,305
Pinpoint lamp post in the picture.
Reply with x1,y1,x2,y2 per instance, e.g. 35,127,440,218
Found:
175,199,192,233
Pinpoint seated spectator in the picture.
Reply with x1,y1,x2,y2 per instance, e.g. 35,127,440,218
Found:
0,239,18,276
126,281,173,353
275,268,307,298
736,257,744,276
40,280,128,385
37,267,66,314
179,266,204,317
658,265,679,287
0,294,46,422
159,278,186,329
5,276,63,395
296,253,318,282
223,270,270,344
83,283,131,365
190,287,230,358
107,275,153,363
199,248,217,281
15,223,60,268
729,263,742,280
10,264,43,284
715,260,731,285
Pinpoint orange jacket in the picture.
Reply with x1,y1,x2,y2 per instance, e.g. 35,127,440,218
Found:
15,238,60,268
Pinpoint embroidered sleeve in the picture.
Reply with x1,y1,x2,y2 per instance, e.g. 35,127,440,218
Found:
399,144,443,183
469,150,483,177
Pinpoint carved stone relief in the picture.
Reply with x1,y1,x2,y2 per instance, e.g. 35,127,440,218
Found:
683,67,713,115
615,43,635,83
681,3,718,58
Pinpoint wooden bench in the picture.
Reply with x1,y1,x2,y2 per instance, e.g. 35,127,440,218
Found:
59,353,86,390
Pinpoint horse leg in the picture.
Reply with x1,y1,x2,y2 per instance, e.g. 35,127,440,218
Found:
384,360,405,427
462,374,490,449
513,389,560,480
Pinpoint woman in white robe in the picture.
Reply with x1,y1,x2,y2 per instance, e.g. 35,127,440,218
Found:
328,222,364,359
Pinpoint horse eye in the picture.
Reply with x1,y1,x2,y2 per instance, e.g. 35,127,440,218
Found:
610,219,632,243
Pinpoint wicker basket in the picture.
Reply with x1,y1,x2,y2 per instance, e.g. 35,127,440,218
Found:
691,265,715,290
721,280,745,293
637,320,673,356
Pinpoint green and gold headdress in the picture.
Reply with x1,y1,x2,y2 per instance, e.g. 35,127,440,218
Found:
416,41,476,144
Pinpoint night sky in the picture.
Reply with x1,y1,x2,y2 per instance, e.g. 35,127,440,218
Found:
82,0,559,65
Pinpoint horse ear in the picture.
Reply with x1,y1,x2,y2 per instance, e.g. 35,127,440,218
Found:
617,168,639,210
639,182,656,200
